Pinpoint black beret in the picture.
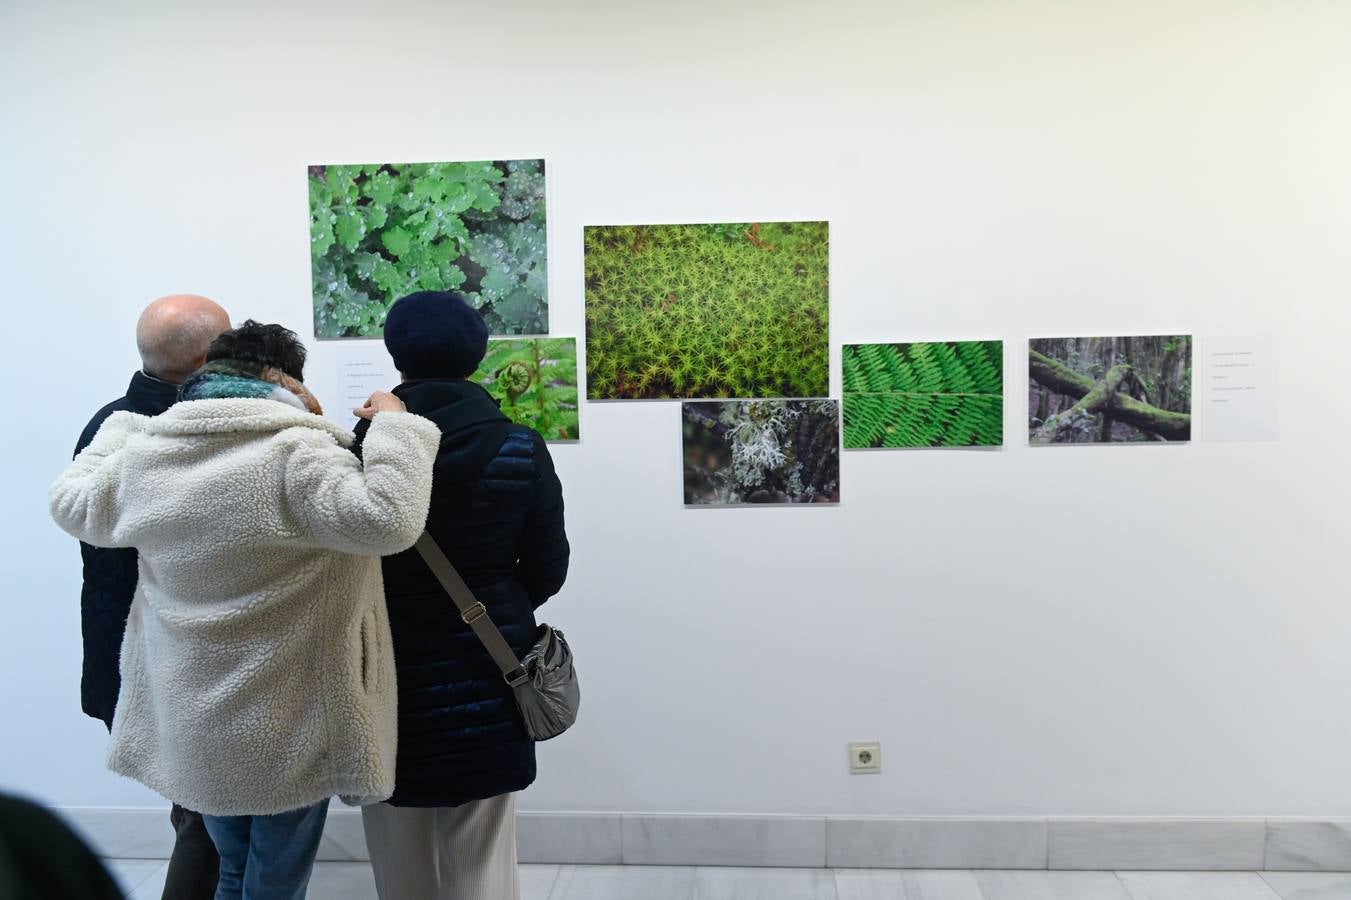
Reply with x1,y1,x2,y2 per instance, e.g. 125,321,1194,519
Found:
383,291,489,379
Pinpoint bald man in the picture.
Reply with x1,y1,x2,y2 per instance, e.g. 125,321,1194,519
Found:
72,295,230,900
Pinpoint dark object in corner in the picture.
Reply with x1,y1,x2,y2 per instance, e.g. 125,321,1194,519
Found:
0,793,124,900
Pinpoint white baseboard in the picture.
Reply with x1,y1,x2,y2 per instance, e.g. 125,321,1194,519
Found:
55,807,1351,871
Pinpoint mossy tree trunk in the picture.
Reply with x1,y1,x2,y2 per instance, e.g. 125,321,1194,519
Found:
1099,342,1118,441
1030,351,1191,441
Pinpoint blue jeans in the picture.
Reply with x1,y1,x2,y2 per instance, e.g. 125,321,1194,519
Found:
201,799,330,900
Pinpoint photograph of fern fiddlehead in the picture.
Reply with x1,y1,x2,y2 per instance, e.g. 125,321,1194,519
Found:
842,341,1003,448
584,222,829,400
1028,336,1191,444
682,400,840,506
473,337,579,442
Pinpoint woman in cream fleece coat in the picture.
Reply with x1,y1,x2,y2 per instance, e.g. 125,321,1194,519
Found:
50,321,441,899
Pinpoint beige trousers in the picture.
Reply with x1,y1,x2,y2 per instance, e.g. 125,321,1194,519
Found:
361,793,518,900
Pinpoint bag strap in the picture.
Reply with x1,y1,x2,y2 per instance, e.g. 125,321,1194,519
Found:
413,400,525,685
414,532,530,687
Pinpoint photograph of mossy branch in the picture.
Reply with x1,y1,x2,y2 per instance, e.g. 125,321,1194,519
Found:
842,341,1003,448
473,338,579,442
585,222,829,400
310,159,547,338
682,400,840,506
1029,336,1192,444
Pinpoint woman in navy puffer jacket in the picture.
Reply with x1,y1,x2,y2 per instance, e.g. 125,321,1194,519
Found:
353,291,569,900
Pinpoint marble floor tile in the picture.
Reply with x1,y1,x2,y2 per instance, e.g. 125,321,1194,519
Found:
835,868,984,900
105,858,167,895
127,863,169,900
1117,872,1283,900
306,862,377,899
299,862,557,899
693,866,839,900
1265,821,1351,871
317,809,370,861
550,864,696,900
1260,872,1351,900
104,861,1351,900
975,870,1132,900
521,864,562,900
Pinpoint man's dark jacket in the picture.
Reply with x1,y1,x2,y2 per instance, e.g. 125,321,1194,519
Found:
354,379,569,807
73,371,180,729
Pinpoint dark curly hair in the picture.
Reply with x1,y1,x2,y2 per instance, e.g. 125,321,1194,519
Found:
205,320,307,380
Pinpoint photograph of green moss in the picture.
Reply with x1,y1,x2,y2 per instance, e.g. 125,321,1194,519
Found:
584,222,829,400
310,159,547,338
842,341,1003,448
683,400,840,506
473,337,578,442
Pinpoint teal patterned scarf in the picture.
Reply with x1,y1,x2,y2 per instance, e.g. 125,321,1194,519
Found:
179,360,324,415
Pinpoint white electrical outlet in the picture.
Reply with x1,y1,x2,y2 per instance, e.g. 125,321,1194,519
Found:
849,742,881,774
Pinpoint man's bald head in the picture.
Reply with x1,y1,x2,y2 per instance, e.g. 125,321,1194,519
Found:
135,295,232,384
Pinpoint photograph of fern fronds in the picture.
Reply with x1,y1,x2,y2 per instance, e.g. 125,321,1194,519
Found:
842,341,1003,448
683,400,840,506
585,222,829,400
473,337,578,442
310,159,547,338
1029,336,1191,444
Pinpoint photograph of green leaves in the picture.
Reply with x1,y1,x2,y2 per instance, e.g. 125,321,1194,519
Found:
585,222,829,400
682,400,840,506
1029,336,1192,444
474,338,579,442
310,159,547,338
843,341,1003,448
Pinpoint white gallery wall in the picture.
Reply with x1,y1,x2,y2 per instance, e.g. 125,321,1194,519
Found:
2,0,1349,818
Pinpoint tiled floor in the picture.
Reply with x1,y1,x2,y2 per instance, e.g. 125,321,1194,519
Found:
105,860,1351,900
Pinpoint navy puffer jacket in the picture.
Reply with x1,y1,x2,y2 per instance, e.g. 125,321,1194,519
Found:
73,371,180,729
354,379,569,807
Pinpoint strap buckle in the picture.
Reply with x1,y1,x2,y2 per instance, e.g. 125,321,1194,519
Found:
461,602,487,626
505,665,530,688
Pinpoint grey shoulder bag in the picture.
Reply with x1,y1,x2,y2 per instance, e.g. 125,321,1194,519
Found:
414,533,580,741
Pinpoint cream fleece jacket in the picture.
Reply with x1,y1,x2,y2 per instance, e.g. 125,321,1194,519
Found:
50,398,441,816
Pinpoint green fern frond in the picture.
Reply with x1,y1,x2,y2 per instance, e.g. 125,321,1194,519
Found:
842,341,1003,448
475,337,579,440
